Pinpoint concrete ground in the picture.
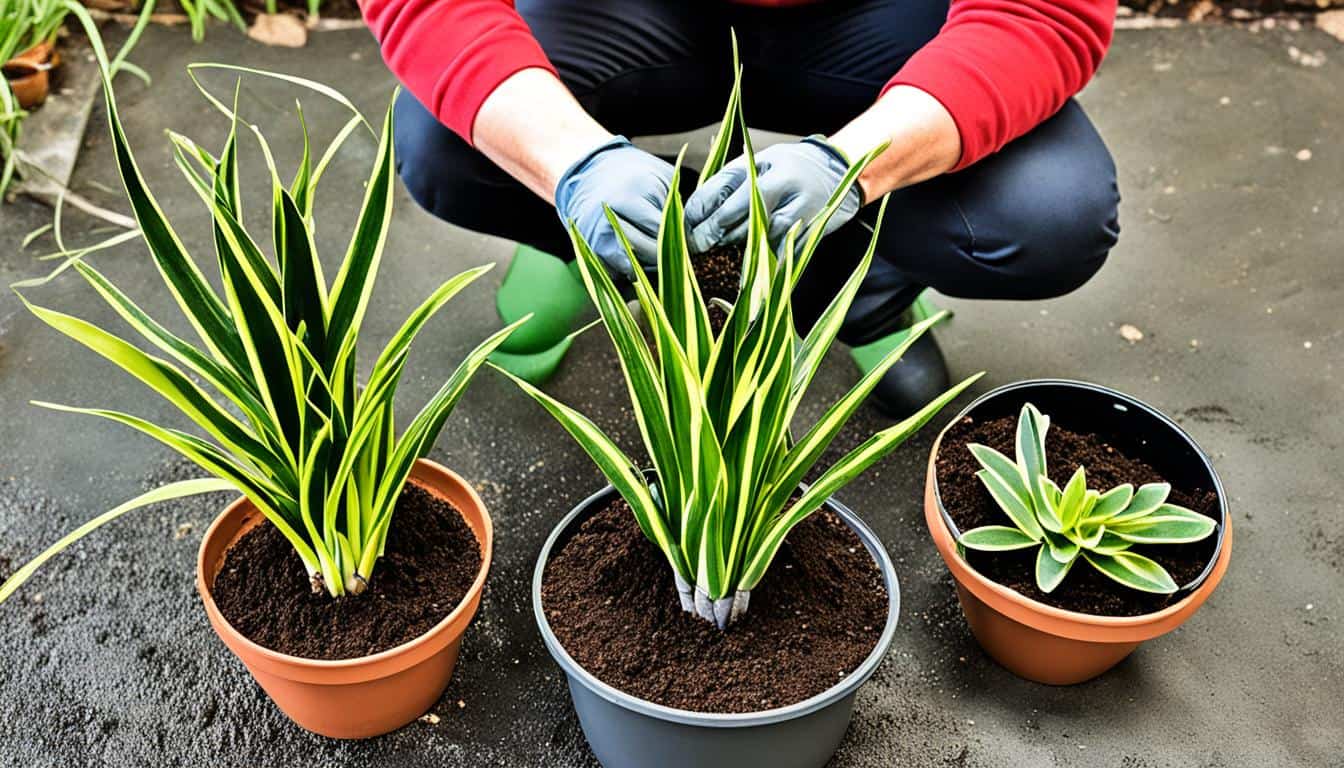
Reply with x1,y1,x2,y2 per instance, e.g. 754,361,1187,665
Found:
1,20,1340,768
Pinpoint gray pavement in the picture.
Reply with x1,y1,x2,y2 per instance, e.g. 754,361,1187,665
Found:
0,21,1341,768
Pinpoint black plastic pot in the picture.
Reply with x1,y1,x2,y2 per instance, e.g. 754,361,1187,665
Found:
533,483,900,768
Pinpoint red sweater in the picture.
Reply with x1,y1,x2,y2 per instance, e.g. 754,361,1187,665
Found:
362,0,1115,172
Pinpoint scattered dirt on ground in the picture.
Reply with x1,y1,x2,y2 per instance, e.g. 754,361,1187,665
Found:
541,496,887,713
935,415,1221,617
212,484,481,660
1179,404,1242,425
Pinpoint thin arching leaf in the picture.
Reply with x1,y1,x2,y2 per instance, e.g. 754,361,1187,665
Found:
0,478,237,604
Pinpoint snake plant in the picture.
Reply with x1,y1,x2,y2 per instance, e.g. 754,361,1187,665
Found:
958,403,1217,595
499,57,981,629
0,28,521,603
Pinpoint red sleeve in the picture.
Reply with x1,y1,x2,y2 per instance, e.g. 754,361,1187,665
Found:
886,0,1116,171
361,0,557,144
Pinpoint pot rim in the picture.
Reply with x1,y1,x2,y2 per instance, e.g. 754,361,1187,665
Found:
532,481,901,728
196,457,493,672
4,41,57,75
929,378,1231,628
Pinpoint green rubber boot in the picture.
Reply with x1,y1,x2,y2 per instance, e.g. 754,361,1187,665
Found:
848,291,953,419
488,244,590,385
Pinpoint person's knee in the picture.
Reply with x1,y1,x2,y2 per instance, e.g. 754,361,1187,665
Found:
957,165,1119,302
1012,174,1120,297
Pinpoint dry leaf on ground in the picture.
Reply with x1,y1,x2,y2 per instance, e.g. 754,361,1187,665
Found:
1319,10,1344,43
248,13,308,48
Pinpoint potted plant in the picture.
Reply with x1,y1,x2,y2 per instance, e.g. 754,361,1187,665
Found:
1,0,70,109
0,32,524,738
925,380,1232,684
497,59,981,768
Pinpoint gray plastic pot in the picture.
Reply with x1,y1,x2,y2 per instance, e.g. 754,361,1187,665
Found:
533,483,901,768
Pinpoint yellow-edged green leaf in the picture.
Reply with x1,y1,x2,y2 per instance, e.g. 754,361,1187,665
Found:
0,478,237,604
1035,544,1076,593
959,525,1039,551
1109,504,1216,544
1083,551,1179,594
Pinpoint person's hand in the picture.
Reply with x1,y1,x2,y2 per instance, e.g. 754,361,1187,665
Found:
685,136,862,256
554,136,675,280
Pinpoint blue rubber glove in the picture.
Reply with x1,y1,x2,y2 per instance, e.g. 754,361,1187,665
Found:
685,136,863,256
555,136,675,280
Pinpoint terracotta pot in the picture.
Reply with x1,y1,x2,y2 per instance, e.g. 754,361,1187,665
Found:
4,42,59,109
924,379,1232,685
197,458,493,738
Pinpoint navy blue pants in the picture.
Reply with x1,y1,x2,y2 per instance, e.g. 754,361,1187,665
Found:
393,0,1120,344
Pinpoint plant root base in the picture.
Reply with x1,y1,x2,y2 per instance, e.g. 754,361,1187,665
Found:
541,496,885,713
212,484,481,660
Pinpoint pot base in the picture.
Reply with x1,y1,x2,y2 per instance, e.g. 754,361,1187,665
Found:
955,583,1139,685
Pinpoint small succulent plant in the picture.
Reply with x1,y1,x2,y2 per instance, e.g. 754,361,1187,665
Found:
958,403,1217,595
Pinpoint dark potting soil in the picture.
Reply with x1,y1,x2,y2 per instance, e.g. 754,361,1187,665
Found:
212,484,481,660
693,245,742,334
935,415,1220,617
541,496,887,713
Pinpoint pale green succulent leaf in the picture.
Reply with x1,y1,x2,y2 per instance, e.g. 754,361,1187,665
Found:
1035,544,1077,593
1085,483,1134,524
1109,482,1172,524
1091,530,1134,555
1109,504,1217,544
1044,528,1080,563
1057,465,1088,529
959,525,1040,552
1083,551,1179,594
974,469,1043,542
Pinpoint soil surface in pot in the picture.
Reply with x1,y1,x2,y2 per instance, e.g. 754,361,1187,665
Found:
542,496,886,713
692,245,742,334
212,484,481,660
936,414,1220,617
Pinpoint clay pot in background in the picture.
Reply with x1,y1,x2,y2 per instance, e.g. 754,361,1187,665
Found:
4,42,59,109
